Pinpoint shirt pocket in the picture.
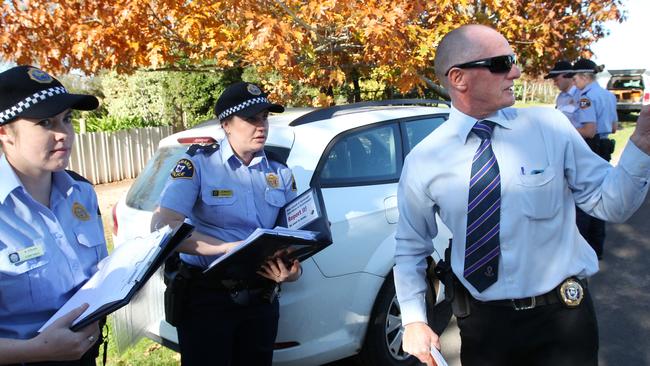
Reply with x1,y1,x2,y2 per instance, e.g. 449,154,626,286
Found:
0,249,50,308
264,187,287,208
516,166,561,220
73,220,106,263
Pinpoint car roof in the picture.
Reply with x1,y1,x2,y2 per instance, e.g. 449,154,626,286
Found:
157,102,450,151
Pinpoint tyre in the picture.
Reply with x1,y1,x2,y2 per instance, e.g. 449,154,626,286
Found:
356,273,452,366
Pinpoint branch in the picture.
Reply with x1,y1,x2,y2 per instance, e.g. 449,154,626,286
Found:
146,3,192,47
418,74,450,100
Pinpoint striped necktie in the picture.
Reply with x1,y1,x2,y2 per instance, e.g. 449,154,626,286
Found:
464,120,500,292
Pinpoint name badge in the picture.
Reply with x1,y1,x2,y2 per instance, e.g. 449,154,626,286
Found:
212,189,233,198
8,244,45,265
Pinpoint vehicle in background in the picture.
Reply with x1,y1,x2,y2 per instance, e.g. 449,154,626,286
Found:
606,69,650,115
112,101,454,366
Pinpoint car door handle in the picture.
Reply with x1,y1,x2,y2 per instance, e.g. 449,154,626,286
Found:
384,195,398,224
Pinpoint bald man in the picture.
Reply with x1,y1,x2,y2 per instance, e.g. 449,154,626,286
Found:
394,24,650,366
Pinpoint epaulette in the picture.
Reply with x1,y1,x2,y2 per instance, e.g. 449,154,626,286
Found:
65,169,92,185
65,170,101,215
264,147,288,166
187,142,220,157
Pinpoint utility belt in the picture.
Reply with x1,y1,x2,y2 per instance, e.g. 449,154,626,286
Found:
163,253,279,326
443,275,588,318
585,136,615,161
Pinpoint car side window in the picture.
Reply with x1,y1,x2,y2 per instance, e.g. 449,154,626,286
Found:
320,124,400,187
402,116,447,154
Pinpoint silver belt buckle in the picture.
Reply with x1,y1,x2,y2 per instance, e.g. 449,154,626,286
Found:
512,297,536,311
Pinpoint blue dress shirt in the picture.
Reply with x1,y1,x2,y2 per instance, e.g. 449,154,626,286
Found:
394,106,650,326
575,81,618,136
556,85,579,127
0,155,107,339
159,138,297,269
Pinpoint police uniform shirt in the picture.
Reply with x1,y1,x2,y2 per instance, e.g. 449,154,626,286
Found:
575,81,618,137
555,85,579,127
393,105,650,325
159,138,297,269
0,155,108,339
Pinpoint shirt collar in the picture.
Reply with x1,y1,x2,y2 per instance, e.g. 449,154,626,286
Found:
0,154,23,204
581,81,595,94
0,155,78,204
219,138,268,168
568,85,577,95
448,105,516,144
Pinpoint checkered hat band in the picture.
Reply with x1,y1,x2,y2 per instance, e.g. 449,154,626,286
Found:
0,86,68,124
218,97,269,120
572,69,596,73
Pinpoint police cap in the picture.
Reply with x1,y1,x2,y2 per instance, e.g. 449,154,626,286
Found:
543,60,573,79
0,65,99,126
214,82,284,122
563,58,601,78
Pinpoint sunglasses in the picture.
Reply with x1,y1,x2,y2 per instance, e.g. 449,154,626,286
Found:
444,54,517,76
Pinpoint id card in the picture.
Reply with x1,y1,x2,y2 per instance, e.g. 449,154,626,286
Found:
9,244,45,265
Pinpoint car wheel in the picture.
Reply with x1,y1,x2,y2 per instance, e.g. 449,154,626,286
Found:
357,273,452,366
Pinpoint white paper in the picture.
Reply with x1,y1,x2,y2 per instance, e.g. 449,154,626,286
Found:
39,226,172,331
284,189,319,229
430,346,449,366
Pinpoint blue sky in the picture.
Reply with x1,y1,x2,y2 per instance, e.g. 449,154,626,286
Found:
591,0,650,71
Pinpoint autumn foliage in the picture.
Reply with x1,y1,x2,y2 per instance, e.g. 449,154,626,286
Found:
0,0,624,103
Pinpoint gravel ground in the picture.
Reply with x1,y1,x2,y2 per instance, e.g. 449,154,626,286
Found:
94,179,134,248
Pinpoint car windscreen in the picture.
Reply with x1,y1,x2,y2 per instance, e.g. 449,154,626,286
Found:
125,146,186,211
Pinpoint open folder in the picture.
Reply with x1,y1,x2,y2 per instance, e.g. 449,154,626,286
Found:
203,187,332,280
40,223,194,332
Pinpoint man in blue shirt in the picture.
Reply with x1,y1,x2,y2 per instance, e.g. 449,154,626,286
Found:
395,25,650,366
544,60,581,128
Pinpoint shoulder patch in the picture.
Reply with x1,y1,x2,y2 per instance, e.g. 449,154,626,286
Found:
579,97,591,109
290,174,297,192
187,143,220,157
171,158,195,179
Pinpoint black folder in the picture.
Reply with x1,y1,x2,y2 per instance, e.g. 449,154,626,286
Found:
39,223,194,332
203,188,332,281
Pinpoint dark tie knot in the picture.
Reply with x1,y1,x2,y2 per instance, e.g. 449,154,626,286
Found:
472,120,496,141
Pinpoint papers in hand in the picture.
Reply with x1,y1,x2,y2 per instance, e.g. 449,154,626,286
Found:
205,227,318,271
39,226,174,332
430,346,449,366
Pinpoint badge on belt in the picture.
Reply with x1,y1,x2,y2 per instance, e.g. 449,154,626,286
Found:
557,278,584,307
8,244,45,265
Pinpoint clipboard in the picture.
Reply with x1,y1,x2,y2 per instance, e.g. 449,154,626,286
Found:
203,187,332,281
40,223,194,332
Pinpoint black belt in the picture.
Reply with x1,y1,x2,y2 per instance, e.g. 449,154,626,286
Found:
180,262,266,291
472,277,588,311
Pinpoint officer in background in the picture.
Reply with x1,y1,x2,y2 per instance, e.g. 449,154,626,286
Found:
565,58,619,259
0,66,106,365
150,82,301,366
544,60,581,127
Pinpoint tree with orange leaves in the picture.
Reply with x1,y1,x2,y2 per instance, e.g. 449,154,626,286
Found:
0,0,624,104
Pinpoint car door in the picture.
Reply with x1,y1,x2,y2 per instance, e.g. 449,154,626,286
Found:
312,114,449,277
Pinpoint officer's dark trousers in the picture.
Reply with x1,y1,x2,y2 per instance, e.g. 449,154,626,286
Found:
457,292,599,366
177,285,279,366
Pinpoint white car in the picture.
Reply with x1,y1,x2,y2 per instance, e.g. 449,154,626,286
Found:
111,100,453,365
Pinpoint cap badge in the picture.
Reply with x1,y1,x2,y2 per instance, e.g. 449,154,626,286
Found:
247,84,262,96
27,68,53,84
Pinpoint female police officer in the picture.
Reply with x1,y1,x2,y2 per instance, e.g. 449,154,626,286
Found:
566,58,619,259
151,81,301,365
0,66,107,365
